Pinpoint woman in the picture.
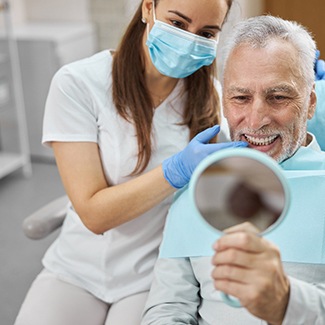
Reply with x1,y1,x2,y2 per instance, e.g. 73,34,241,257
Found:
14,1,248,324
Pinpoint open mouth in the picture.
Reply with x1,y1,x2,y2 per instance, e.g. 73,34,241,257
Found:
244,134,278,146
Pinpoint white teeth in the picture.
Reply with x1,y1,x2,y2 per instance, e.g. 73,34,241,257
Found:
245,134,277,146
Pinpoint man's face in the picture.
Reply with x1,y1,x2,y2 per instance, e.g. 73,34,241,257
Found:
223,40,316,162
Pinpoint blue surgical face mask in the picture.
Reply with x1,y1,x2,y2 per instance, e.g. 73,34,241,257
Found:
145,4,218,78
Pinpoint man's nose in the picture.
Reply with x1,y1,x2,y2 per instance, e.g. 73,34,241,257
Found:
247,100,271,129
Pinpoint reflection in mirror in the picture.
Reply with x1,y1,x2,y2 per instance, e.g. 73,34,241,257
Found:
194,156,286,233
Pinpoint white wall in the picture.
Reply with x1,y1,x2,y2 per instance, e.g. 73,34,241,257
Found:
0,0,91,29
24,0,91,22
217,0,265,79
0,0,26,28
125,0,141,19
236,0,265,18
90,0,127,50
3,0,266,51
10,0,26,24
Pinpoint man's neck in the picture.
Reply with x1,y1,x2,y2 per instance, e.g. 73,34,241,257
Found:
306,133,312,146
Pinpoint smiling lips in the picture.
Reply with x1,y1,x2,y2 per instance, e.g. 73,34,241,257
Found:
244,134,278,146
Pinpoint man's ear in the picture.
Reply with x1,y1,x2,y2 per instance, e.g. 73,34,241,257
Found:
222,97,229,119
142,0,153,22
307,84,317,120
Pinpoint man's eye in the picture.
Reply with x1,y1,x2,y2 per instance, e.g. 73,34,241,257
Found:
269,95,289,102
233,96,249,102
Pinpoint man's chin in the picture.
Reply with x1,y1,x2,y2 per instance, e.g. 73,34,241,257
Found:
244,145,288,163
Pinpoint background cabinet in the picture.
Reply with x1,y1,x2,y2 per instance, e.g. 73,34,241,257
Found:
264,0,325,56
0,1,31,179
8,22,97,161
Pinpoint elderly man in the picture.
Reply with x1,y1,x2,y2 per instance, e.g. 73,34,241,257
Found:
141,16,325,325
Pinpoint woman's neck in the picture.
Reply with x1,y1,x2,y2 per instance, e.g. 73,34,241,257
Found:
147,73,179,106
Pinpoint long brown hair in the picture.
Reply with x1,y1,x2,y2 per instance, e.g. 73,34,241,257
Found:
112,0,233,175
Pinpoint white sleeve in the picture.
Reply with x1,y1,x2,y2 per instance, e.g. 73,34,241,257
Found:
283,276,325,325
42,65,98,147
141,258,200,325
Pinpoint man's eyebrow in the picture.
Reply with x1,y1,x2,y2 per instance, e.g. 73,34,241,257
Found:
265,85,296,95
226,87,253,95
168,10,221,31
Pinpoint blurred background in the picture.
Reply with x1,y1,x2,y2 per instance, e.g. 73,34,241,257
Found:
0,0,324,324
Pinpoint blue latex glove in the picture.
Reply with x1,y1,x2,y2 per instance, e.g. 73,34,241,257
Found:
162,125,248,188
315,50,325,80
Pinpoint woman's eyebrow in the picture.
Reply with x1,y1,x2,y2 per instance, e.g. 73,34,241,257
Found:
168,10,221,31
168,10,192,23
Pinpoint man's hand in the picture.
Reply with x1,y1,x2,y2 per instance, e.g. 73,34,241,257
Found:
211,222,290,325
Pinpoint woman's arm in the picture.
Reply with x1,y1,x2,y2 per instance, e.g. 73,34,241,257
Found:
53,125,246,234
52,141,175,234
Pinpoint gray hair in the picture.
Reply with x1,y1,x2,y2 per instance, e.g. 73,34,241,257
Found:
220,15,316,89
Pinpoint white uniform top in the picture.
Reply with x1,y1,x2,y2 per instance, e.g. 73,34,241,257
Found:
42,50,189,302
42,50,226,303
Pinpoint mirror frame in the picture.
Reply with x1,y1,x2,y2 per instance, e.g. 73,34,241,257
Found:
189,148,291,236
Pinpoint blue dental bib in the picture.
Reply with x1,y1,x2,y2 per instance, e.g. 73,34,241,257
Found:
159,146,325,264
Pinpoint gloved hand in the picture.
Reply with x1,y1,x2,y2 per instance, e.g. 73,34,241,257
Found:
315,50,325,80
162,125,248,188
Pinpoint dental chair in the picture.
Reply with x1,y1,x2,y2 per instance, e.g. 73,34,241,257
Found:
23,195,69,239
22,80,325,240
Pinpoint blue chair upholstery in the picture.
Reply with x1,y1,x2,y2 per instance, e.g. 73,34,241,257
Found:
308,80,325,150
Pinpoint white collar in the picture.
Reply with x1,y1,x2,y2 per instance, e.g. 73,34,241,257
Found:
306,132,321,152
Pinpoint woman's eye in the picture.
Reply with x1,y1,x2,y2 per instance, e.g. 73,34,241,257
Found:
170,20,185,29
200,31,215,39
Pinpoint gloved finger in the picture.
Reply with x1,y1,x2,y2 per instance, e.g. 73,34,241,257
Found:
194,125,220,144
222,141,248,148
316,59,325,80
204,141,248,155
315,49,320,61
